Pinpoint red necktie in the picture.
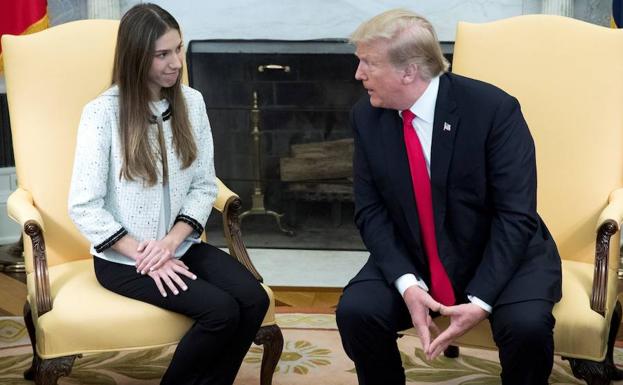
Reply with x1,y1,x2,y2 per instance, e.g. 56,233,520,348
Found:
401,110,455,306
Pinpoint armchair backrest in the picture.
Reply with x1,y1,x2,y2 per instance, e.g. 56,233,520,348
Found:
452,15,623,266
3,20,120,271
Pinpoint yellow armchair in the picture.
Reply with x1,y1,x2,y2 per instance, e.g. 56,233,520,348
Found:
402,15,623,385
2,19,283,385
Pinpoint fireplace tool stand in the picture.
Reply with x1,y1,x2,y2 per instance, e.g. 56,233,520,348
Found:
239,91,294,236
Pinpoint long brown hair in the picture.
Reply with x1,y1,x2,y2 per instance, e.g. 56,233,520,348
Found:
112,3,197,186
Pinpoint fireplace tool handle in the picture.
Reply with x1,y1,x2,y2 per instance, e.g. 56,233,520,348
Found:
257,64,291,73
239,91,294,236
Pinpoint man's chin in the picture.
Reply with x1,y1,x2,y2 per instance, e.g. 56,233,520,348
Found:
369,96,383,108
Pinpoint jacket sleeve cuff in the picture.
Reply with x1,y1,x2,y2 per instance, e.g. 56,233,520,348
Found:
174,214,204,237
94,227,128,253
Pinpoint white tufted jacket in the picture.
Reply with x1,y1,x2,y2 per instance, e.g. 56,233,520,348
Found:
68,84,218,265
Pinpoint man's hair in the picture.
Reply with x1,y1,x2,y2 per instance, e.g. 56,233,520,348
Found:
112,3,196,186
350,8,449,81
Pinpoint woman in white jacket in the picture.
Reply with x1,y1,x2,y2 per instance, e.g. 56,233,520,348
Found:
68,4,268,385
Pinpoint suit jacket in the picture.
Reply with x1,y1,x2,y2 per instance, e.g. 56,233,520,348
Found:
350,72,562,307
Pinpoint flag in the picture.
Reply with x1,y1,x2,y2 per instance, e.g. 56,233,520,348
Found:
612,0,623,28
0,0,48,73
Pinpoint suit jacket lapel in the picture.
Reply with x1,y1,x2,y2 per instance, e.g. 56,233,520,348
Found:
431,74,459,239
379,108,423,253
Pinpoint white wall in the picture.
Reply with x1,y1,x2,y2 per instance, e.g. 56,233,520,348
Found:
149,0,541,44
0,168,19,244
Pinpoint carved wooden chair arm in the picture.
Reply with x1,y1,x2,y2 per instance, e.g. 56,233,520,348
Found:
7,188,52,316
214,178,263,282
590,189,623,315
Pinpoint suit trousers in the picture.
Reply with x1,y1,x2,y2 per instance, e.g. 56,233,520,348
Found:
94,242,269,385
336,279,555,385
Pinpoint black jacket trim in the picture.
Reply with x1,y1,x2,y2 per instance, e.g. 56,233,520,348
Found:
94,227,128,253
175,214,203,236
149,106,172,124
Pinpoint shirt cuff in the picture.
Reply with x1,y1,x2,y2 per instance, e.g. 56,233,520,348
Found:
467,295,492,313
395,273,429,297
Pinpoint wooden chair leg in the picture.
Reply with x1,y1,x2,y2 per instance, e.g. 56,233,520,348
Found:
23,301,78,385
564,301,623,385
254,324,284,385
444,345,459,358
23,301,37,381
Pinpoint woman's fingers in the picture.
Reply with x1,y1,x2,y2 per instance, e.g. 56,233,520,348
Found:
143,250,166,273
148,272,167,297
137,252,156,273
150,250,171,272
138,240,155,259
136,240,149,253
172,263,197,280
170,259,190,270
167,269,188,292
136,242,157,272
160,271,179,295
147,259,196,297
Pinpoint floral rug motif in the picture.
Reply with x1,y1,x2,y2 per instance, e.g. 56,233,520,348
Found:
0,314,619,384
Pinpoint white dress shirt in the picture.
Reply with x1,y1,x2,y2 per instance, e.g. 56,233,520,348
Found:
394,76,492,313
151,99,201,258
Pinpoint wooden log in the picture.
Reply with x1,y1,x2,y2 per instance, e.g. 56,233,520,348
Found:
290,138,354,159
280,156,352,181
286,182,353,195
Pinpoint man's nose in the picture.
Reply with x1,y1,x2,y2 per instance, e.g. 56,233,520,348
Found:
355,62,365,81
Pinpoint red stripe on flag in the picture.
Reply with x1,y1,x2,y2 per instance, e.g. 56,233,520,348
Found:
0,0,47,35
0,0,48,72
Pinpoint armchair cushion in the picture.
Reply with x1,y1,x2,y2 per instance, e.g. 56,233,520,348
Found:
29,259,276,359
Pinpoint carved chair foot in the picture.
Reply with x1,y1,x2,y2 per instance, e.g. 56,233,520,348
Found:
34,355,78,385
254,324,284,385
444,345,459,358
565,357,621,385
22,301,79,384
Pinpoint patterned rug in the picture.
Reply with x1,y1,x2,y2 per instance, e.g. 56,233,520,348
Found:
0,314,618,384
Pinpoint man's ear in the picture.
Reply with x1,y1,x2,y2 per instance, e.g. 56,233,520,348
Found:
402,63,418,84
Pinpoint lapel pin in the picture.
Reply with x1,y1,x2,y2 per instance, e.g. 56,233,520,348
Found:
443,122,452,132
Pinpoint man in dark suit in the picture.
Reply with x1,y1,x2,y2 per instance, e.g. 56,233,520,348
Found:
336,9,562,385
